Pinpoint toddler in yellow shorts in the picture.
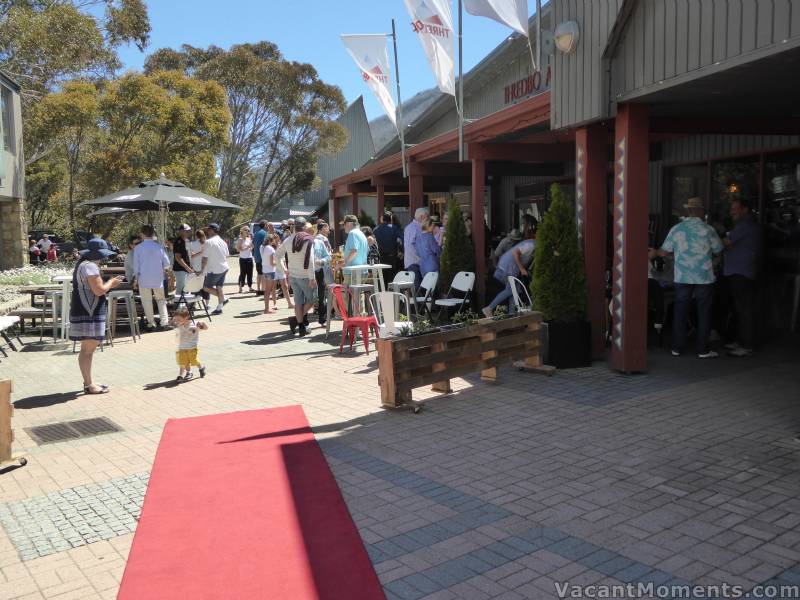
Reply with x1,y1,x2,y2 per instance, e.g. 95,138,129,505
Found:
172,307,208,382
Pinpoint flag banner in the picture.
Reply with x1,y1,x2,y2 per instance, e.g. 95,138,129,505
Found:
464,0,529,36
403,0,455,95
341,34,398,126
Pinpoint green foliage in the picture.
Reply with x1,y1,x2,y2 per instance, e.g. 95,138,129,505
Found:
358,210,375,229
439,198,474,293
451,309,480,327
145,42,348,225
396,317,436,337
0,1,150,105
531,183,587,322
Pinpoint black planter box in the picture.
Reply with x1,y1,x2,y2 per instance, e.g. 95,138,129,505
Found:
546,320,592,369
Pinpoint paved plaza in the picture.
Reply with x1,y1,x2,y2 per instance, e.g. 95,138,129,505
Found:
1,268,800,599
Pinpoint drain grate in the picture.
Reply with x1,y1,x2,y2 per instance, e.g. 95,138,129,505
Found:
25,417,122,445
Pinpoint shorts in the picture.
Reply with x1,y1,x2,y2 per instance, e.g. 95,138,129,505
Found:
263,272,275,280
204,271,227,288
176,348,201,368
290,276,316,305
255,261,263,275
274,270,286,281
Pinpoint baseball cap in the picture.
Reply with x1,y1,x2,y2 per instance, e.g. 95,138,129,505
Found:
178,223,191,231
205,223,220,232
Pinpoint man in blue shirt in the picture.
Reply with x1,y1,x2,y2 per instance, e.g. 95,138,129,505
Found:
650,197,723,358
133,224,171,331
723,199,762,357
343,214,368,285
253,220,267,296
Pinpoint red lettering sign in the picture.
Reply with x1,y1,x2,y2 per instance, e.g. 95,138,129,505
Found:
502,65,552,105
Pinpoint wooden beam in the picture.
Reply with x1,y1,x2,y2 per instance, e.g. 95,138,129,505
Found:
468,143,574,162
487,162,565,177
371,174,406,187
408,162,472,177
347,182,375,194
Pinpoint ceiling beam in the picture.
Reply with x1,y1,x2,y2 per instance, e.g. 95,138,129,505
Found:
487,162,565,177
347,182,375,194
650,117,800,135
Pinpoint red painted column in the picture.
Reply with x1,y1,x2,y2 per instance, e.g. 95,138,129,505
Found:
351,192,359,217
409,174,424,212
471,157,486,304
376,184,385,219
575,124,608,360
611,103,649,372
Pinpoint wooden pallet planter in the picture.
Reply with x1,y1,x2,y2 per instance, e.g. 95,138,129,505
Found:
376,311,546,408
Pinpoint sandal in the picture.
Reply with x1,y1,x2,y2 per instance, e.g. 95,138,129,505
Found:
84,384,109,395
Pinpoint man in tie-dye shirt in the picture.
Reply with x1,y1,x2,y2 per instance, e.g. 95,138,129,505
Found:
650,197,723,359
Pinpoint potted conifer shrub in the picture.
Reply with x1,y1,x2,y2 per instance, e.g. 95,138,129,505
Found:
439,197,475,299
531,183,591,368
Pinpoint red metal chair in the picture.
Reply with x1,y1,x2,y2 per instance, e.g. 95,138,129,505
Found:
330,284,379,354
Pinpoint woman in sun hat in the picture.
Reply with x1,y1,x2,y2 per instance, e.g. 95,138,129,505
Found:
69,238,124,395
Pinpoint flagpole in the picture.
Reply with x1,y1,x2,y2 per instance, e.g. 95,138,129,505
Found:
458,0,464,162
391,19,407,178
536,0,542,71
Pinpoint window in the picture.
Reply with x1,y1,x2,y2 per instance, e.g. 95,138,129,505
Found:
1,86,13,153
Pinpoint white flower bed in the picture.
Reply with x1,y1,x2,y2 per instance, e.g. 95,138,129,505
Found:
0,265,70,312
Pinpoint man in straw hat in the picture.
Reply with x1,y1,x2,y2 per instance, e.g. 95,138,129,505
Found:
649,197,723,359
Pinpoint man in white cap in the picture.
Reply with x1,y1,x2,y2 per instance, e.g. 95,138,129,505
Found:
491,228,523,268
650,197,723,359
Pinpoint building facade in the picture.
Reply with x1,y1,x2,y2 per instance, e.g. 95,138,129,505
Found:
0,72,25,270
330,1,800,372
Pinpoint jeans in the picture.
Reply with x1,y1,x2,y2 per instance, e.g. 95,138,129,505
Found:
728,275,756,349
673,283,714,354
238,257,253,288
140,286,168,327
487,270,513,312
174,271,188,297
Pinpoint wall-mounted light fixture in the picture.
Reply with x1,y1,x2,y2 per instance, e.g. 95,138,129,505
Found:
554,21,580,54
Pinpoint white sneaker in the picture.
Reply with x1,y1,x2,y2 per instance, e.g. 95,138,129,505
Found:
728,347,753,357
671,350,681,357
698,350,719,359
482,307,493,318
724,341,741,351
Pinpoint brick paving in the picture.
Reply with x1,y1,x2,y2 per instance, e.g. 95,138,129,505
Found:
1,261,800,599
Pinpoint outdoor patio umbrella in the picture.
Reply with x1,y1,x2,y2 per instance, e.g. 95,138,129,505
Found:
87,206,139,218
80,176,240,241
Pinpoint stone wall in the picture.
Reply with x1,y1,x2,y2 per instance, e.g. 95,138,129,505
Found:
0,197,26,269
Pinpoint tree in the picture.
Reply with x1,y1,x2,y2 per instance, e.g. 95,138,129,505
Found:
145,42,348,227
28,80,99,232
0,0,150,108
439,198,474,292
531,183,586,321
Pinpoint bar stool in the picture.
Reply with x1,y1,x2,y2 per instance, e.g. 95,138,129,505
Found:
107,290,141,345
348,283,374,316
40,290,61,343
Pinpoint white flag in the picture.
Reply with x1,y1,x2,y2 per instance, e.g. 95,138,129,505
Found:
404,0,455,96
341,34,397,126
464,0,529,36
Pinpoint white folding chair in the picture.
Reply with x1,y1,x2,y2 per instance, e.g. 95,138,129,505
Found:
434,271,475,322
176,273,212,321
508,276,533,312
414,271,439,318
388,270,417,318
369,292,411,337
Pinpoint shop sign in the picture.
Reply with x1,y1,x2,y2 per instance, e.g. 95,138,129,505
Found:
504,65,551,104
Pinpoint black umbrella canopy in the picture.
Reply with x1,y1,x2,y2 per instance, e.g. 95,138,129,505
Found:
80,177,240,212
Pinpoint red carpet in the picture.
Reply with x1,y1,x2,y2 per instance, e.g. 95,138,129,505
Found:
118,406,385,600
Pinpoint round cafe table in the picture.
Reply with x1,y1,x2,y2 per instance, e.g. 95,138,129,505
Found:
341,263,392,293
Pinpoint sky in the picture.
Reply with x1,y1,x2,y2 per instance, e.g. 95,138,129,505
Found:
116,0,542,121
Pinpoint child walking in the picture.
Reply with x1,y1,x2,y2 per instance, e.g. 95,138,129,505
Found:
172,307,208,382
260,233,278,314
